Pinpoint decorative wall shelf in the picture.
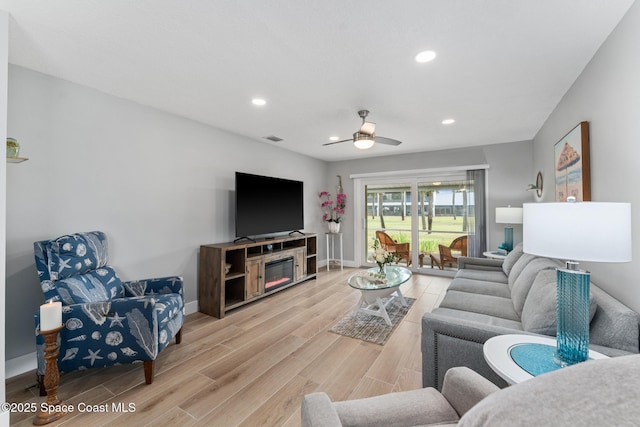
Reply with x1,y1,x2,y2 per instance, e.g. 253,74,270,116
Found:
7,156,28,163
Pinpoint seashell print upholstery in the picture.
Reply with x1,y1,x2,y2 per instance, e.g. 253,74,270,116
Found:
33,231,184,393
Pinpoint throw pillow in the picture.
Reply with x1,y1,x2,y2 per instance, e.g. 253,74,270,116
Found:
510,257,562,316
47,231,109,280
54,266,123,304
459,355,640,426
501,243,524,276
521,269,597,335
507,253,536,290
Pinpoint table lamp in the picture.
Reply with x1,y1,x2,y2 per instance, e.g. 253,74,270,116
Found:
495,206,523,252
523,199,631,365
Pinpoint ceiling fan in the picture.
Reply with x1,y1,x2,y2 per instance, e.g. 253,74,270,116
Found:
323,109,403,149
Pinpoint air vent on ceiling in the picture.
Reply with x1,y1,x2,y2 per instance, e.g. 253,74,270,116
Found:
263,135,283,142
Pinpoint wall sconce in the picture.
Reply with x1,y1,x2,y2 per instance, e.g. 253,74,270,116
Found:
527,171,543,197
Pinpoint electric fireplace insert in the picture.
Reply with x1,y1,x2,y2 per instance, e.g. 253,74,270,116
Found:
264,257,294,291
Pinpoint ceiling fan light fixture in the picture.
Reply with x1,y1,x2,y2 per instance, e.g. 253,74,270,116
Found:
353,133,375,149
415,50,436,63
360,121,376,135
322,109,402,149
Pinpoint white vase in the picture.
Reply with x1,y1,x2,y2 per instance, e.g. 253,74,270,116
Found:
328,222,341,233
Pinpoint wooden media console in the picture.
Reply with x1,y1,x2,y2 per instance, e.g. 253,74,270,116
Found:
198,233,317,318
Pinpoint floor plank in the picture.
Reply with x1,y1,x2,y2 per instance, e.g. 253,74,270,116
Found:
6,268,449,426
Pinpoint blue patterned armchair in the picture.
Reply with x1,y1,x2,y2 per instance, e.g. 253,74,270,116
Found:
33,231,184,393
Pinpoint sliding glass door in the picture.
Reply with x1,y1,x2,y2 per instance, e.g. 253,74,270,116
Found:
365,182,415,267
415,178,474,270
356,169,485,271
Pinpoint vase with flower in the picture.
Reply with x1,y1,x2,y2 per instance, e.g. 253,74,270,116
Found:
319,191,346,233
370,238,396,276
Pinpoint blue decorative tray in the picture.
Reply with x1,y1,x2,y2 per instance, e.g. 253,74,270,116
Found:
509,343,563,376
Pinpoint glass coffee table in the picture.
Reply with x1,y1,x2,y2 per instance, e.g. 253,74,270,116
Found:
347,266,412,326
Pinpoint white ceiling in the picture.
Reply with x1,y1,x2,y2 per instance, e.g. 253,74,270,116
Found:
0,1,635,161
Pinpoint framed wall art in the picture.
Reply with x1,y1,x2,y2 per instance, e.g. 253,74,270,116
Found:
554,121,590,201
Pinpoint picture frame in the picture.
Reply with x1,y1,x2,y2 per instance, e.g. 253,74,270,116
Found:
554,122,590,201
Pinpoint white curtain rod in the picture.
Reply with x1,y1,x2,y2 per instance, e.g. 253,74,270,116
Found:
350,164,490,179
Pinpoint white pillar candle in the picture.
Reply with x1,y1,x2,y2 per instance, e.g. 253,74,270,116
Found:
40,300,62,332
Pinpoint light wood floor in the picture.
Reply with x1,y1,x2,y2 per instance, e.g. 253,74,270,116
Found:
7,268,450,427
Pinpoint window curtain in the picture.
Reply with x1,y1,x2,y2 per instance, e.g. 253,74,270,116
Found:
467,169,486,257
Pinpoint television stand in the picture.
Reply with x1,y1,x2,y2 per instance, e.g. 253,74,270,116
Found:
289,230,305,236
199,233,317,318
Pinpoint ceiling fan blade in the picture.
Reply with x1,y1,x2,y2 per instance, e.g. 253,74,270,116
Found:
359,121,376,135
374,136,402,146
322,138,352,146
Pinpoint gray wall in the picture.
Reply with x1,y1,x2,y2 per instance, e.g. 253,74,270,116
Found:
1,10,9,423
532,1,640,312
5,66,328,360
327,141,533,264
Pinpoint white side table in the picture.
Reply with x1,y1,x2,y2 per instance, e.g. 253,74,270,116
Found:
483,251,507,260
483,334,608,384
326,232,343,271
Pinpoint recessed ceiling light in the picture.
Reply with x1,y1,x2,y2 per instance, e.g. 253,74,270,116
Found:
442,119,455,125
251,98,266,106
329,136,339,141
415,50,436,63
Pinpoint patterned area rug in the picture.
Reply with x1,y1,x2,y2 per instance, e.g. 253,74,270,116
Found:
329,297,416,345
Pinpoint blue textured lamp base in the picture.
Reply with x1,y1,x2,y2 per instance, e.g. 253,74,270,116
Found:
501,227,514,252
555,267,591,365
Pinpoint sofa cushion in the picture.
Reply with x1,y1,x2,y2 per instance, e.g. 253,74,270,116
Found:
521,269,597,336
458,355,640,426
432,308,524,330
47,231,109,281
334,387,460,427
448,278,511,299
439,290,520,322
507,253,536,291
589,286,640,353
510,257,562,316
501,243,523,276
455,269,508,284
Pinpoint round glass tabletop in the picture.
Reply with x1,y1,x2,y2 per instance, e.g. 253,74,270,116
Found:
348,266,412,291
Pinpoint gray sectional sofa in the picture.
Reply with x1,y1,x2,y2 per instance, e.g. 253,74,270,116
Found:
422,243,640,389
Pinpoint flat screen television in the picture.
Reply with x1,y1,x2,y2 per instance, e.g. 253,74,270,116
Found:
235,172,304,238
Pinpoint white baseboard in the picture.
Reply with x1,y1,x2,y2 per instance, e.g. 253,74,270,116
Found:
318,260,357,270
5,301,201,380
184,300,198,315
5,351,37,379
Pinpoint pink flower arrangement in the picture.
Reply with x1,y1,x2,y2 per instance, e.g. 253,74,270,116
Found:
319,191,347,223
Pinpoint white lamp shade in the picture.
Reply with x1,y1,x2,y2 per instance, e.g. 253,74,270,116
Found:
354,137,374,150
523,202,632,262
496,207,523,224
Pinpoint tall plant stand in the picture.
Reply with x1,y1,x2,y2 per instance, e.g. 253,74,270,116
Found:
325,232,343,271
33,325,66,425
